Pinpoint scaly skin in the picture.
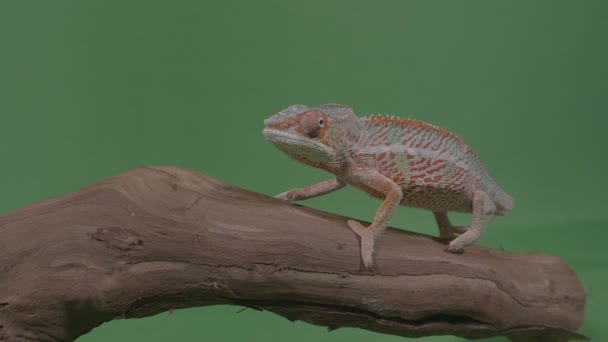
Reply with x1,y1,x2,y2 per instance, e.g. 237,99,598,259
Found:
263,104,513,269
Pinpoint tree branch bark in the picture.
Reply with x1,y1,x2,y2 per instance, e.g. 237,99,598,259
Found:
0,167,587,341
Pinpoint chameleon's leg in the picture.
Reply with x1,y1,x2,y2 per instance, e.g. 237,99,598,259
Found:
433,212,470,239
433,212,458,240
447,190,488,253
275,178,346,201
346,171,402,270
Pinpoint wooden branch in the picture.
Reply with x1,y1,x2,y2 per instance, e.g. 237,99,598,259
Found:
0,167,587,342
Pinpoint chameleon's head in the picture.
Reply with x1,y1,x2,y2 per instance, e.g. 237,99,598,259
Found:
263,104,357,168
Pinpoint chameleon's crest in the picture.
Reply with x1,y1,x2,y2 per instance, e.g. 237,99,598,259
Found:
278,104,310,117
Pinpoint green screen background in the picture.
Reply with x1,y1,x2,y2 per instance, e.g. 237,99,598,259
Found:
1,1,606,341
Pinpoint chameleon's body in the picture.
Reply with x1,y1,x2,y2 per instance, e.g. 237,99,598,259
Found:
263,104,513,269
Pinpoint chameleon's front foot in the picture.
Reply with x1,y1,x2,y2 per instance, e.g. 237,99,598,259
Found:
347,220,376,270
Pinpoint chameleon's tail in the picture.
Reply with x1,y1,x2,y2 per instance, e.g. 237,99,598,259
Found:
494,189,514,216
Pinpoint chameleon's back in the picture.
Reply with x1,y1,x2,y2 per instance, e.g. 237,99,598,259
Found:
355,115,513,215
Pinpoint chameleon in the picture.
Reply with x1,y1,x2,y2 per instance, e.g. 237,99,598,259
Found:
263,104,513,269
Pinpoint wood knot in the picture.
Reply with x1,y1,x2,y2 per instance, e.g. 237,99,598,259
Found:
91,226,144,251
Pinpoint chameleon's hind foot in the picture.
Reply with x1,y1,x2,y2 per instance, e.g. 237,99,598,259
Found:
439,225,469,243
446,234,469,253
438,230,457,241
434,212,467,242
446,191,488,253
347,219,375,270
447,223,484,253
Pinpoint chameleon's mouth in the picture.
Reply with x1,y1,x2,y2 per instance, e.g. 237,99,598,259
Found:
262,128,332,163
262,128,302,145
263,116,283,128
262,127,286,139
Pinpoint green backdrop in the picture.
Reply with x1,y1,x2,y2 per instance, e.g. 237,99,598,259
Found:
1,1,606,341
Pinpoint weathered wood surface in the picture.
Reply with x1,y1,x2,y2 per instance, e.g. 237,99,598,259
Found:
0,167,587,341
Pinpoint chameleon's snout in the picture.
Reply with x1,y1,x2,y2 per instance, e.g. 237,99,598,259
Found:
263,116,277,127
265,104,311,129
262,114,292,142
263,112,287,128
264,113,296,131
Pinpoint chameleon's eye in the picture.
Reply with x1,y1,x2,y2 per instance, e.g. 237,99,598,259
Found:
300,110,325,138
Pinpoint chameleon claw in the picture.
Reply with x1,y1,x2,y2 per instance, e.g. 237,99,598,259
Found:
274,191,291,201
275,190,303,201
348,220,375,270
347,219,367,237
447,219,483,254
446,237,466,253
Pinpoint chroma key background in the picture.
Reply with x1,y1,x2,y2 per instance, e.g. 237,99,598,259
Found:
1,1,606,341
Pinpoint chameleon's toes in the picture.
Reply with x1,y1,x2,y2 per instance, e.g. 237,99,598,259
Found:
359,232,375,270
347,219,367,238
274,191,291,201
446,237,466,253
275,190,303,201
347,220,376,269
